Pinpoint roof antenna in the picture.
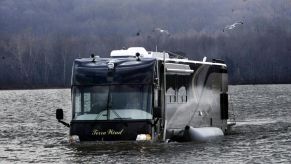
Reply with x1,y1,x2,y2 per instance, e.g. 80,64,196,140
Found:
203,56,207,62
136,52,141,61
91,54,95,62
91,53,99,62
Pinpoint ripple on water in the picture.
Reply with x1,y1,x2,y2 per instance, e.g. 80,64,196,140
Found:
0,85,291,163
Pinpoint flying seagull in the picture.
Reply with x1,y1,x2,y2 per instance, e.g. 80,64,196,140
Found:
223,22,243,32
153,27,170,35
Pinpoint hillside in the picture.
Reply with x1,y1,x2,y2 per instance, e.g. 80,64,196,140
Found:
0,0,291,88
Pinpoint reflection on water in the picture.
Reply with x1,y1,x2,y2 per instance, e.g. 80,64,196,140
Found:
0,85,291,163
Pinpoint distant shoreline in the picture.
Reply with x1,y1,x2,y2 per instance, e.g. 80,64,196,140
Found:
1,83,291,91
0,86,70,91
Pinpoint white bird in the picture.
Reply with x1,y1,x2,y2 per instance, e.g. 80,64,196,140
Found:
153,27,170,35
223,22,243,32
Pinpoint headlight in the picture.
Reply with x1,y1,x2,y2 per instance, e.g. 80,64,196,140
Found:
69,135,80,143
136,134,151,141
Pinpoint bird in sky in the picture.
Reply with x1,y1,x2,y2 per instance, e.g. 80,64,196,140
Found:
153,27,170,35
223,22,243,32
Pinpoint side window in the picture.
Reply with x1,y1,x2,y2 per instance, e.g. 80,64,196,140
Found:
166,75,176,104
166,87,176,103
83,92,91,113
166,75,188,104
74,88,81,114
178,86,187,103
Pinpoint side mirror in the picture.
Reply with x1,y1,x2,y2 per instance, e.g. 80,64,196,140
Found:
56,108,64,120
56,108,70,128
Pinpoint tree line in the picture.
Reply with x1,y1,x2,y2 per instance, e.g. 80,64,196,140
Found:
0,0,291,89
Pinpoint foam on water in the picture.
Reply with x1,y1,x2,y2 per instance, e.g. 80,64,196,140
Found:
235,118,279,126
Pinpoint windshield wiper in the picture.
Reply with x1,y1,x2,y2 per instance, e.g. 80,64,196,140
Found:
111,109,123,120
114,117,132,120
95,110,106,120
106,86,123,120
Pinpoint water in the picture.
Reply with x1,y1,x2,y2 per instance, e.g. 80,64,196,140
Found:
0,85,291,163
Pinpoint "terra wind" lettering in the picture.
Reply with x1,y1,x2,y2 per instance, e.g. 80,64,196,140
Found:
92,129,124,136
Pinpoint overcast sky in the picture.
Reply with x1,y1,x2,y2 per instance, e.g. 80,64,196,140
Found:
1,0,290,36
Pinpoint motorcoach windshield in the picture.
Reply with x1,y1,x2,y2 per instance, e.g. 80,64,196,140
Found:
72,85,152,120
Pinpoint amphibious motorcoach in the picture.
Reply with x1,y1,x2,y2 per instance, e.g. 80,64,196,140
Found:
56,47,233,142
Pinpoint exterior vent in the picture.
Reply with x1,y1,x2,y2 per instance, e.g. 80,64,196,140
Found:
212,59,225,64
165,63,193,75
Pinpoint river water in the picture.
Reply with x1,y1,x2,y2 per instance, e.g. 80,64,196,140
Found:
0,85,291,163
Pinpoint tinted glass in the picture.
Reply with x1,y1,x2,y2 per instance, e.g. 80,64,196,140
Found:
72,85,152,120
